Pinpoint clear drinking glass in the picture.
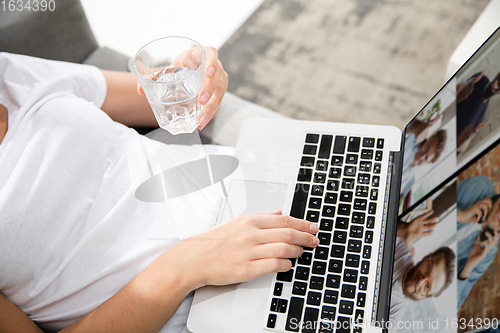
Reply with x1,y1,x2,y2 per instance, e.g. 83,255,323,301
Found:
133,37,206,135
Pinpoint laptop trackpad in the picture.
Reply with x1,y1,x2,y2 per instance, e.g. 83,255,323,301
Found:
218,180,288,224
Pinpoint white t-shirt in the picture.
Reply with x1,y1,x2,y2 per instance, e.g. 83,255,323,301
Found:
389,237,414,331
0,53,231,332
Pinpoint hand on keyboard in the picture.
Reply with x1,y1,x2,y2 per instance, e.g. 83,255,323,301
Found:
172,212,320,289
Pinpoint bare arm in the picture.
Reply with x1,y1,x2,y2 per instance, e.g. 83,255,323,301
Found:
0,213,318,333
100,47,227,130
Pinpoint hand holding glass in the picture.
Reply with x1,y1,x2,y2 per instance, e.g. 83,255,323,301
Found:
133,37,206,135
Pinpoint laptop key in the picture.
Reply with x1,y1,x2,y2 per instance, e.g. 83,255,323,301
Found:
314,172,327,183
368,202,377,215
372,176,380,187
354,199,367,211
362,137,375,147
355,310,364,325
344,165,356,177
267,313,277,328
348,240,362,253
362,245,371,259
326,274,341,289
341,284,356,299
301,156,315,167
307,292,322,306
333,136,347,154
277,269,294,282
318,232,332,245
370,189,378,201
298,251,313,266
343,269,358,283
335,217,349,229
336,316,352,333
350,225,364,238
303,145,317,155
324,289,338,304
274,282,283,296
331,155,343,166
329,167,341,179
359,276,368,290
333,231,347,244
303,308,320,333
375,150,383,161
270,298,279,312
311,185,325,196
292,281,307,296
327,180,340,191
331,245,345,258
290,184,309,219
278,299,288,313
316,160,329,171
355,185,369,197
298,168,313,182
345,254,360,268
347,137,360,152
366,216,375,229
319,135,333,159
285,297,304,332
310,276,325,290
342,178,355,189
360,149,373,160
337,204,351,216
322,205,335,217
339,300,354,315
312,261,327,275
309,197,322,209
320,218,334,231
365,231,373,244
352,212,365,224
340,190,353,202
306,133,320,143
328,259,343,273
346,154,358,165
295,266,310,281
361,261,370,274
306,211,319,222
357,293,366,307
315,246,329,260
325,192,337,204
377,138,384,149
321,305,337,321
373,163,381,174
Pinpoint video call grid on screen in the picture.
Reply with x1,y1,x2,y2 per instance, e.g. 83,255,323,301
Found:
392,27,500,333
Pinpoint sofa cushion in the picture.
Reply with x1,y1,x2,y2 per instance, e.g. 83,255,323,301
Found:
0,0,98,63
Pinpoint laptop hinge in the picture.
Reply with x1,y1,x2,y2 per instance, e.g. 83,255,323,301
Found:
372,150,403,330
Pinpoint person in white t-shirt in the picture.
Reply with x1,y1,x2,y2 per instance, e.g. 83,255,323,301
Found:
389,211,455,332
0,52,320,333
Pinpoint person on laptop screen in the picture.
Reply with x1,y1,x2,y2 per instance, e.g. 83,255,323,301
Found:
389,211,456,330
0,53,320,332
456,70,500,156
456,175,500,310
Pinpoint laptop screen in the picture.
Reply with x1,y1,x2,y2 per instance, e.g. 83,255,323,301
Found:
391,27,500,332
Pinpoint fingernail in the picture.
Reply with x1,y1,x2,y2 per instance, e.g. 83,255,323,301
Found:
313,236,319,246
309,223,319,233
200,91,210,104
198,113,210,129
207,66,216,78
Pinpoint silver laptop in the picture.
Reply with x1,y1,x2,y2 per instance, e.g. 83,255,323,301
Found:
187,27,500,333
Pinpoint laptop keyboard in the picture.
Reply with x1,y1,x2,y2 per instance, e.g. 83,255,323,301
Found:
265,133,385,333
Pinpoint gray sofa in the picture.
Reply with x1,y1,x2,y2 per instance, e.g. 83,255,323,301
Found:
0,0,286,146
